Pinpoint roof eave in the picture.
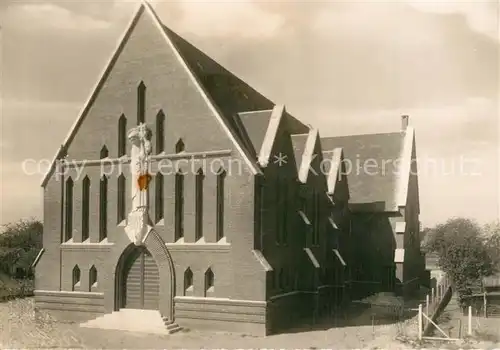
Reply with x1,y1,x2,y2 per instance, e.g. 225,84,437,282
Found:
298,128,319,183
257,104,285,167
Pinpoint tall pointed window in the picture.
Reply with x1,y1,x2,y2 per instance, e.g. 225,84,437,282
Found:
64,177,74,242
175,171,184,240
156,110,165,154
72,265,81,291
313,190,320,245
216,168,226,241
155,173,164,223
254,176,265,250
82,176,90,242
137,81,146,125
118,114,127,157
276,176,282,244
282,181,288,244
117,173,126,223
175,138,185,153
99,176,108,241
195,168,204,241
279,268,284,290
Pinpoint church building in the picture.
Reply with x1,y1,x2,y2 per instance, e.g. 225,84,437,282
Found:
33,1,425,335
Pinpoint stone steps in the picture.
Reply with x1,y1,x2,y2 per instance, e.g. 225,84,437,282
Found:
80,309,181,335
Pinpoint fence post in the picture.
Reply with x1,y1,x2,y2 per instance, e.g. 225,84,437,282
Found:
418,304,423,340
483,292,487,318
458,318,462,338
468,305,472,336
426,294,429,324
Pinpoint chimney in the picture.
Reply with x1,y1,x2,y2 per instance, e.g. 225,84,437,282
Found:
401,115,409,131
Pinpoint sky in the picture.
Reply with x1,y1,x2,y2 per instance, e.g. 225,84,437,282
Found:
0,0,499,228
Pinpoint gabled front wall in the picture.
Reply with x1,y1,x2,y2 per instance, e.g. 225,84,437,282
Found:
35,5,267,331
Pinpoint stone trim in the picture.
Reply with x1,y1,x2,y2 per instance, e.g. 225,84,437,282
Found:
395,221,406,233
269,290,301,301
35,290,104,298
326,147,343,195
165,243,231,252
60,242,114,251
298,128,319,183
394,248,405,263
61,149,233,168
174,296,266,307
333,249,347,266
304,248,320,268
257,104,285,167
31,248,45,269
252,250,273,271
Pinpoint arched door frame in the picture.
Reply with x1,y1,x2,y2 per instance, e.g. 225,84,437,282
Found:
114,230,176,320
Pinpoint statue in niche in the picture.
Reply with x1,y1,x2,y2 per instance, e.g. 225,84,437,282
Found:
124,123,153,246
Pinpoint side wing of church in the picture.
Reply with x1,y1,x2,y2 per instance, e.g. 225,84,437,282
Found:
33,1,425,335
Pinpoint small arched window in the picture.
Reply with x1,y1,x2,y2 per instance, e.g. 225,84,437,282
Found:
89,265,97,291
72,265,81,291
100,145,109,159
184,268,193,296
204,268,214,297
175,139,185,153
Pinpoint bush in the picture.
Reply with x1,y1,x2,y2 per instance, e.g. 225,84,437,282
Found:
423,218,495,306
0,218,42,277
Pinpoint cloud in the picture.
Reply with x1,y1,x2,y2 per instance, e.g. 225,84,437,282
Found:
153,0,285,38
0,160,43,225
406,0,499,41
1,98,79,163
3,3,112,32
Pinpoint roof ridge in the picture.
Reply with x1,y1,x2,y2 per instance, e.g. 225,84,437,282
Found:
322,131,403,139
238,109,274,115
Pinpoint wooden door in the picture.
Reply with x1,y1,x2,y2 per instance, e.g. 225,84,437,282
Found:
124,248,159,310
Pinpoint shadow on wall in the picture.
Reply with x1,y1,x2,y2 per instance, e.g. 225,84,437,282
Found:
275,301,418,335
350,214,398,300
271,290,417,335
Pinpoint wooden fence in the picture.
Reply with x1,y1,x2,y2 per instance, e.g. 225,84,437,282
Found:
462,292,500,318
417,273,458,341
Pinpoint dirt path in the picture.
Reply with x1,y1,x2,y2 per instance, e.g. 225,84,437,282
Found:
1,298,422,349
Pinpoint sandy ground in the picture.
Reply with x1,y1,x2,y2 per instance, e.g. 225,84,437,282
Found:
0,298,417,349
0,297,497,349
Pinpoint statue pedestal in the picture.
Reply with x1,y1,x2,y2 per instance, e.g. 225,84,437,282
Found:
124,206,153,246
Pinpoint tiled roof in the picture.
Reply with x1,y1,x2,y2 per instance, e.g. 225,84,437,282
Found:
162,25,275,161
238,110,273,156
321,132,404,211
159,10,407,211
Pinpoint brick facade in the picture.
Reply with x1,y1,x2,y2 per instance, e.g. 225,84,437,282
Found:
34,2,425,336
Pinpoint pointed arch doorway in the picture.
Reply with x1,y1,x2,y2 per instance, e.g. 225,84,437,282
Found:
114,234,176,321
120,246,160,310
